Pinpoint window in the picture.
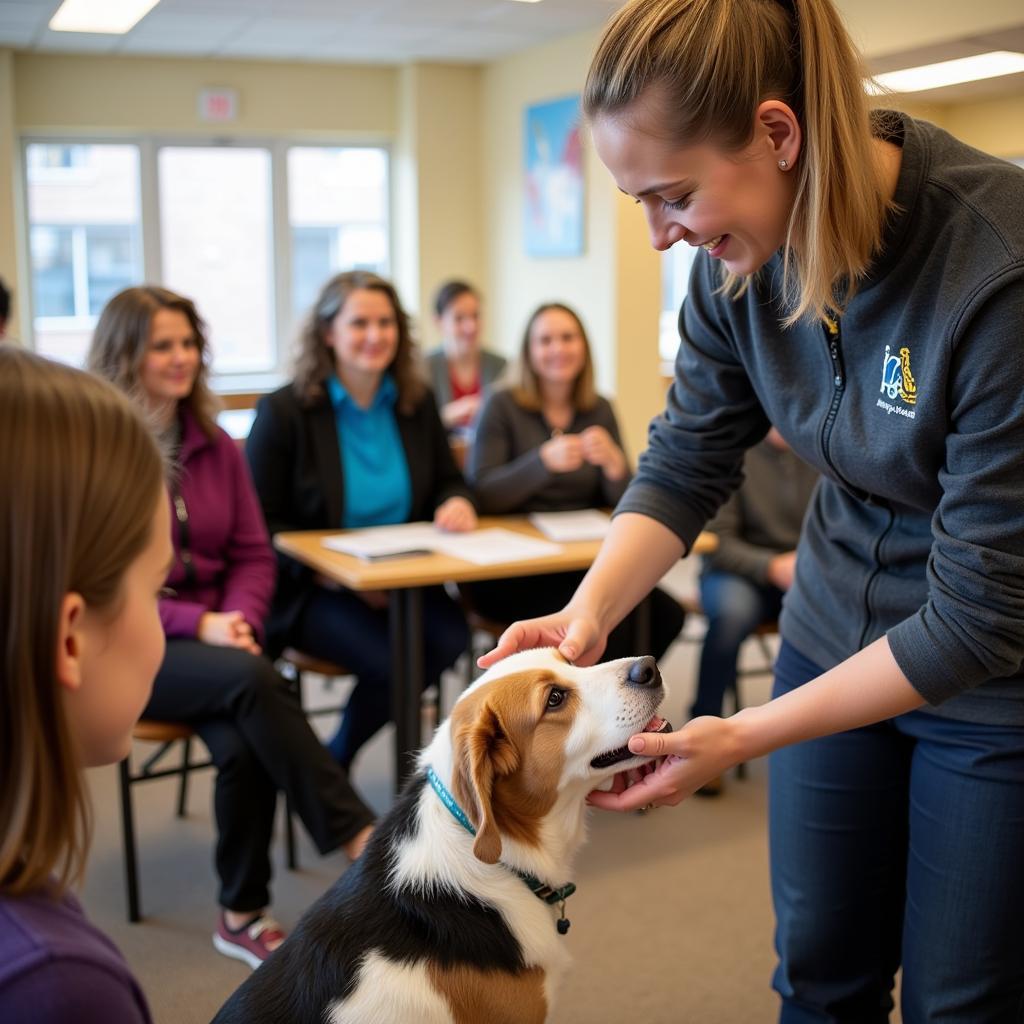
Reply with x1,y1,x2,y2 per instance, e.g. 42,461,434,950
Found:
23,139,390,383
287,146,389,323
659,244,698,368
25,143,142,366
158,146,276,375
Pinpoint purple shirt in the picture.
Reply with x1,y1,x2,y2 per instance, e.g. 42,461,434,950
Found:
159,408,277,644
0,886,151,1023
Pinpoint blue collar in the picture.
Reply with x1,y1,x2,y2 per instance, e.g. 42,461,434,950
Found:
426,765,576,935
325,372,397,412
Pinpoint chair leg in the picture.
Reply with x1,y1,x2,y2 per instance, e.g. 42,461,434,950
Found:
284,795,298,870
118,758,142,923
176,736,191,818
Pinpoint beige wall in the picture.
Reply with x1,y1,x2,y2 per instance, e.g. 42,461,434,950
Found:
480,28,665,458
13,52,397,137
393,63,483,348
940,95,1024,159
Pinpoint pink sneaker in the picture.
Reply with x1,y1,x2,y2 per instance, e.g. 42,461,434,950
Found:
212,913,287,970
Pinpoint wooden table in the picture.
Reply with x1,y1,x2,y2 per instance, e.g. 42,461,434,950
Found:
275,516,717,787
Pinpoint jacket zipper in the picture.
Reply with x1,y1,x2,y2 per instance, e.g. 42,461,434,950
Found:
818,317,892,649
818,315,847,481
173,493,197,587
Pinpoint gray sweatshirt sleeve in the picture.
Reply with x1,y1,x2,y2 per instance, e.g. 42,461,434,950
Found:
887,276,1024,703
615,256,771,550
468,390,552,513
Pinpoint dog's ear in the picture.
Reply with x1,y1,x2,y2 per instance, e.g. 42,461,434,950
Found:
452,700,520,864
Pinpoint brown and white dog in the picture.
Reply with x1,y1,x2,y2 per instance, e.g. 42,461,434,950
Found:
212,648,670,1024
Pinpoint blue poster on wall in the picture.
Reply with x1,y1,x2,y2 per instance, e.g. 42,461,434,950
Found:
524,94,584,258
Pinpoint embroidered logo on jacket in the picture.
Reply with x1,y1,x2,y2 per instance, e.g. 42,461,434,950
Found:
877,344,918,419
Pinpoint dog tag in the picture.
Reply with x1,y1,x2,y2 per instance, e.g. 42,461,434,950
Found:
557,900,571,935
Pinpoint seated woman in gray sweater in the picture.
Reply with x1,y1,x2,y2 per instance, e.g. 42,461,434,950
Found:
466,303,683,661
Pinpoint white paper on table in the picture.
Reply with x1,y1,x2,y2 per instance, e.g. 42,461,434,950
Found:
321,522,440,560
432,528,563,566
529,509,611,542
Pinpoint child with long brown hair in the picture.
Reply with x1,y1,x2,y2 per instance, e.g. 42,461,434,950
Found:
0,347,169,1022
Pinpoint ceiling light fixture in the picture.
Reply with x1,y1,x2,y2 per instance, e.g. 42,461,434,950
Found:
866,50,1024,94
49,0,161,34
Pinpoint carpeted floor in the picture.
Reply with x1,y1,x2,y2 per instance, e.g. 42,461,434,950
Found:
78,563,809,1024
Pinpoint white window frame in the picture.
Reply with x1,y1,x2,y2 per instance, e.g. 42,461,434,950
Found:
20,134,393,394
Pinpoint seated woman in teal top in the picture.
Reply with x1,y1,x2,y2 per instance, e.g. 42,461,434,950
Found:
247,271,476,771
324,373,412,527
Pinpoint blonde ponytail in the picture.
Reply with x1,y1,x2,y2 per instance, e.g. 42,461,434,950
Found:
584,0,890,324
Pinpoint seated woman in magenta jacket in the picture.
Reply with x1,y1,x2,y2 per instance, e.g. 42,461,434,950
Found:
245,271,475,773
88,286,375,971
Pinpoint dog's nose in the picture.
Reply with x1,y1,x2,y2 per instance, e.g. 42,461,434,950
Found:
627,656,660,688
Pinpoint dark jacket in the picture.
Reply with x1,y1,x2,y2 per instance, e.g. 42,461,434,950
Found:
468,388,630,514
618,111,1024,725
246,381,474,653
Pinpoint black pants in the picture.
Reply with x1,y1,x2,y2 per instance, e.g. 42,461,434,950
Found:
145,640,376,913
292,585,469,769
463,572,685,662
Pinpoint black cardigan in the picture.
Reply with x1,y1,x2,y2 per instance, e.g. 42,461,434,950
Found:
246,381,474,653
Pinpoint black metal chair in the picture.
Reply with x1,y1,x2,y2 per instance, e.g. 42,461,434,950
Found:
118,718,299,923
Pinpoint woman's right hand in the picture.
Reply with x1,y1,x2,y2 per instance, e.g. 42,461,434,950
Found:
539,433,585,474
198,610,261,654
477,608,608,668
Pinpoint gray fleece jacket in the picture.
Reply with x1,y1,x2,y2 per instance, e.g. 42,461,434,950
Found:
617,112,1024,725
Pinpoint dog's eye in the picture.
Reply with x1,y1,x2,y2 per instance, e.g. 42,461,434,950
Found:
546,688,567,710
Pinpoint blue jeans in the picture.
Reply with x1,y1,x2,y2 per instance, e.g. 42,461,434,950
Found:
294,585,469,770
690,570,784,718
770,641,1024,1024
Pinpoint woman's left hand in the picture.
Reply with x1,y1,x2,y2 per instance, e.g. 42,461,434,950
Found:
434,496,477,532
580,426,627,481
586,715,746,811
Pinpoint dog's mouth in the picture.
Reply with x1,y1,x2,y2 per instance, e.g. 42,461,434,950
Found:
589,715,672,769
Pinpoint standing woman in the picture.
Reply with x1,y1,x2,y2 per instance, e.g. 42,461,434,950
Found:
481,0,1024,1020
246,271,475,772
466,302,684,661
0,348,167,1022
426,280,507,434
89,287,375,970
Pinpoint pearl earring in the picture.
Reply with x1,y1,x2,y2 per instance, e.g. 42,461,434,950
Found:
778,158,789,170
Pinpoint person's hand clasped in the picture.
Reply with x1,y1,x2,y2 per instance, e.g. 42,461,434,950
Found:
579,425,627,480
442,394,481,429
434,496,477,533
587,715,744,812
198,610,262,655
540,433,585,474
